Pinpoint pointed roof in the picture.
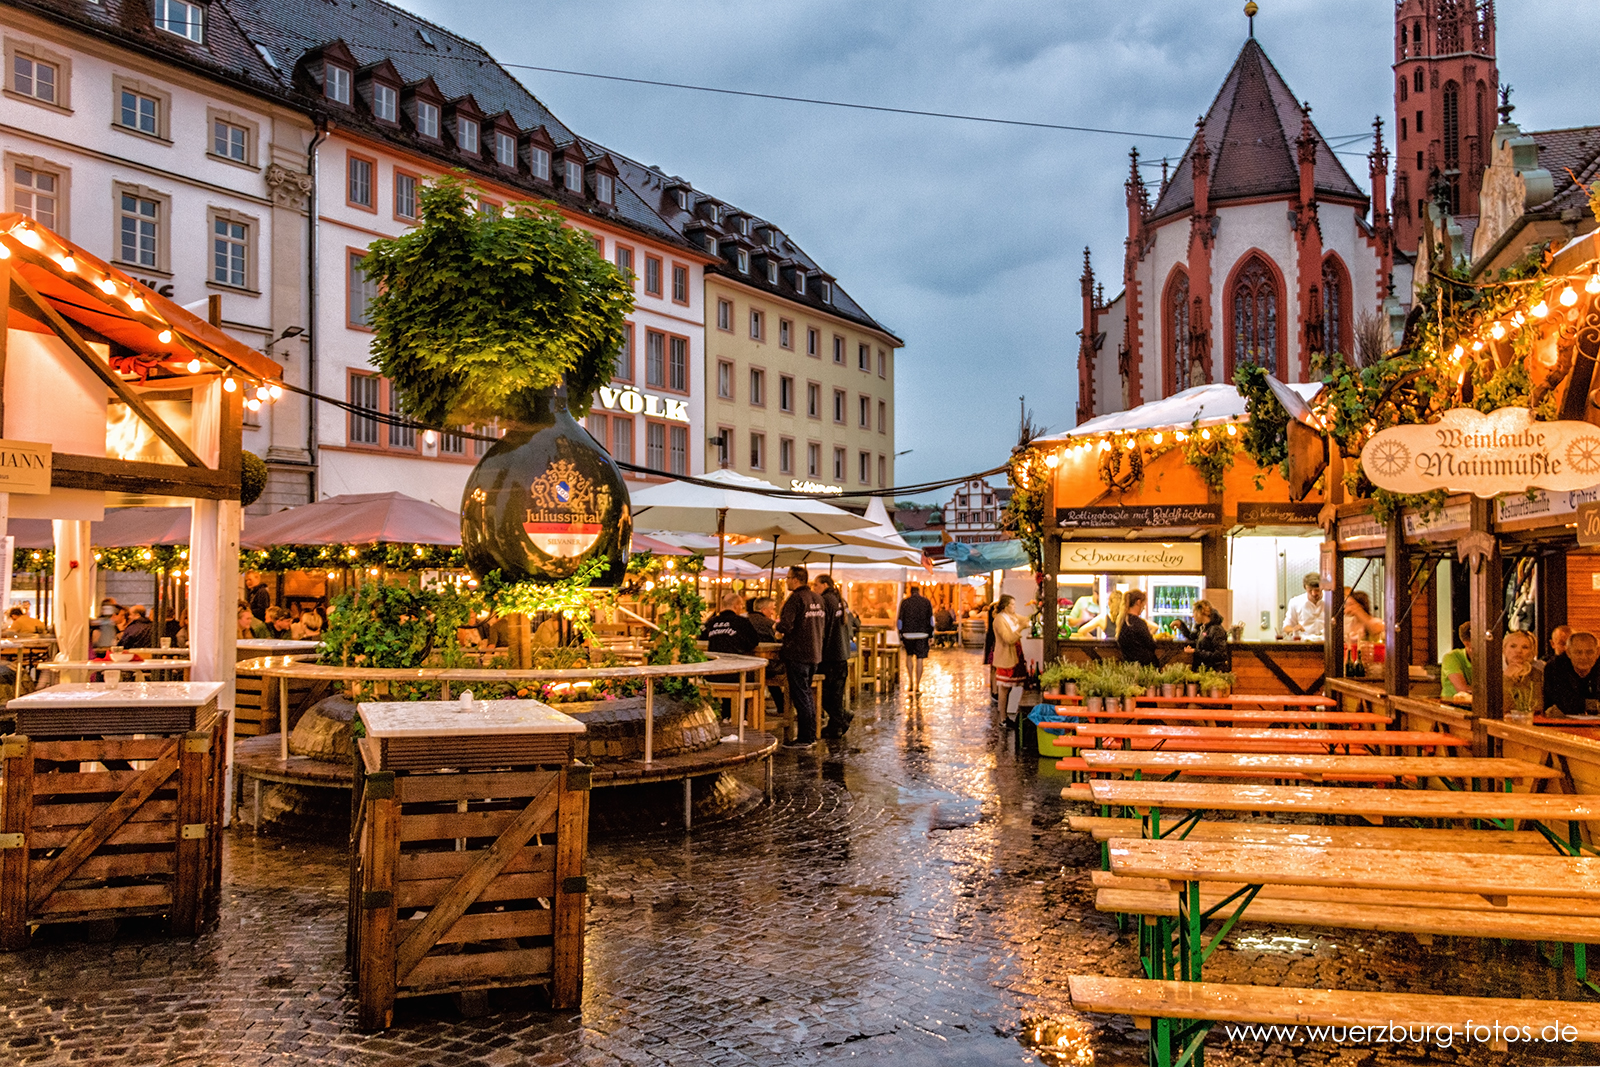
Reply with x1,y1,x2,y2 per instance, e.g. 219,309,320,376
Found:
1151,38,1366,221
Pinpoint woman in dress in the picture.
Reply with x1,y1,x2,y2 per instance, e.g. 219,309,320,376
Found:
991,595,1027,724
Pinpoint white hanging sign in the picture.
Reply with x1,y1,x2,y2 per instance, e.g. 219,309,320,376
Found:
1361,407,1600,499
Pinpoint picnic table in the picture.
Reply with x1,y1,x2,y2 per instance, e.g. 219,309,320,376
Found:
1078,750,1557,787
1065,724,1465,753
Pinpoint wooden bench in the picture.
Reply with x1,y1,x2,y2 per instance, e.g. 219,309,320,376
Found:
1039,699,1391,726
703,680,765,732
1068,725,1467,751
1064,816,1555,854
1067,976,1600,1065
1079,751,1558,784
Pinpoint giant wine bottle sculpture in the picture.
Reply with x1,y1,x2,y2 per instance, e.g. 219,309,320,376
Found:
461,389,631,586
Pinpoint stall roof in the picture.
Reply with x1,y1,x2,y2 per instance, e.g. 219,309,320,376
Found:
241,493,461,548
1035,382,1322,443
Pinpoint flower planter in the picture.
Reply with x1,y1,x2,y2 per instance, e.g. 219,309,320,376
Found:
1062,682,1079,697
1085,696,1103,714
1159,684,1177,698
1184,683,1200,697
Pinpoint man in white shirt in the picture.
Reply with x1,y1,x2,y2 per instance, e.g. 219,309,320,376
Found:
1282,573,1326,639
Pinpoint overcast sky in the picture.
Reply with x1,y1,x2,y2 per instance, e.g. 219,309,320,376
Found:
404,0,1593,493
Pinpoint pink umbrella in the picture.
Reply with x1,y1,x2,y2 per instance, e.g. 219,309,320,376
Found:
8,508,193,549
241,492,461,548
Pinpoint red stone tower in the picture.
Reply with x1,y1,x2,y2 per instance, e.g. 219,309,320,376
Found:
1391,0,1498,252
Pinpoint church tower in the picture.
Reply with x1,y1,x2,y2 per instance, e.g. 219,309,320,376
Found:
1391,0,1498,252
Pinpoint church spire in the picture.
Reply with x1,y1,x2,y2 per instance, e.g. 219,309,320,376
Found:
1245,0,1258,38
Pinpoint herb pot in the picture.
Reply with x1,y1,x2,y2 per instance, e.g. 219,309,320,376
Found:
1085,696,1103,714
1160,684,1177,698
460,388,631,586
1063,681,1079,697
1103,696,1120,714
1184,683,1200,697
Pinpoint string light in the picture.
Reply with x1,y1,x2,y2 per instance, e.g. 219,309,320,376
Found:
255,385,271,401
1531,300,1549,318
222,373,237,393
15,228,41,250
186,358,203,373
268,384,283,400
1471,339,1485,351
1226,424,1238,436
126,293,144,312
1098,439,1111,452
1123,438,1135,450
1151,432,1163,445
1200,428,1212,441
1560,285,1579,307
245,397,262,412
1490,322,1506,340
97,278,116,295
1512,311,1526,326
1044,452,1059,468
1451,344,1464,359
1175,431,1188,442
157,329,172,344
59,254,75,273
1587,271,1600,295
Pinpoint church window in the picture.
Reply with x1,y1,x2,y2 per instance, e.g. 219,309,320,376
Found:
1442,82,1460,166
1321,256,1348,358
1230,256,1278,376
1413,68,1424,94
1167,271,1192,393
1400,117,1407,141
1415,109,1423,133
1399,78,1407,103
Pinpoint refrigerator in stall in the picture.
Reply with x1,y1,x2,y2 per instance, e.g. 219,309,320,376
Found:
1147,577,1205,636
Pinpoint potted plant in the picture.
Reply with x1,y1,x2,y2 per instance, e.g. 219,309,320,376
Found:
1039,659,1086,697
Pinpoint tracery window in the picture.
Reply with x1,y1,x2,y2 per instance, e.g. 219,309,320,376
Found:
1231,256,1278,375
1167,271,1192,392
1321,256,1347,358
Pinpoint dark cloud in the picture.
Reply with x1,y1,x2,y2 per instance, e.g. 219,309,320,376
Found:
405,0,1593,489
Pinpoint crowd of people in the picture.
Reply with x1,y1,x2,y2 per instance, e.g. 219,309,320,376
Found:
1439,622,1600,717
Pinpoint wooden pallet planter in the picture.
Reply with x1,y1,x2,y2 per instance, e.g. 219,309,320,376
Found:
0,683,225,947
349,699,589,1030
233,657,327,738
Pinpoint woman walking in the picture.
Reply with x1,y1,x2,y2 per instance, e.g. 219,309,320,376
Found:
991,595,1027,724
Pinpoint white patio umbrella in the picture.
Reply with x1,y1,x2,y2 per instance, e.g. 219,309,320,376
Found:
725,498,922,573
630,469,876,591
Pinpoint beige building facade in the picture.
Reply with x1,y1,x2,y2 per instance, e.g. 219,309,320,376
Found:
706,274,901,493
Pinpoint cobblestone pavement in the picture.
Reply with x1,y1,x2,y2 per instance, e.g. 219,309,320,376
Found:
2,651,1598,1065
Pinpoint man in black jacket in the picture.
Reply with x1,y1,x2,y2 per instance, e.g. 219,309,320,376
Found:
776,566,826,748
119,605,155,650
746,597,783,716
701,593,760,720
1117,589,1158,667
814,575,853,739
897,584,935,694
1545,631,1600,716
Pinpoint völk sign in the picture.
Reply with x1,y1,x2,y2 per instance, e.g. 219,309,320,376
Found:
1361,407,1600,499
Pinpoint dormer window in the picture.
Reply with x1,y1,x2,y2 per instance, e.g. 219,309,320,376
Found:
458,119,479,154
596,173,613,204
766,260,778,285
735,216,749,235
794,271,807,296
326,65,351,104
564,159,583,193
416,101,439,138
530,146,551,180
676,189,690,210
373,84,397,122
703,233,718,252
495,131,516,166
154,0,203,42
735,248,749,274
819,280,832,304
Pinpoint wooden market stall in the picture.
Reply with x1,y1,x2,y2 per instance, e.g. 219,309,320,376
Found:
1026,384,1328,695
0,215,281,940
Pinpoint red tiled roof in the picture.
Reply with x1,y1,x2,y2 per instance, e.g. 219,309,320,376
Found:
1152,38,1367,222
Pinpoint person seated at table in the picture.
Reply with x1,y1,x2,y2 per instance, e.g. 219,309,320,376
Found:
702,593,760,718
745,597,778,642
238,604,270,640
1117,590,1158,667
933,606,956,647
1503,630,1543,716
1544,630,1600,717
1538,624,1572,670
173,610,189,649
1440,622,1472,700
265,606,294,636
292,611,324,642
1343,591,1385,641
4,606,46,636
1180,600,1232,673
119,605,155,649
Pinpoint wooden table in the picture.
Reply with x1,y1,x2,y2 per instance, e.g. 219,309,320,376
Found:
0,637,57,696
1108,836,1600,983
1069,724,1466,753
37,660,195,683
1079,750,1558,786
1134,695,1336,709
1040,700,1391,726
236,639,322,660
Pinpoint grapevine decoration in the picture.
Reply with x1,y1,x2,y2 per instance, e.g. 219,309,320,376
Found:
1097,439,1144,492
1004,445,1052,574
481,556,615,644
1234,363,1289,472
1182,419,1236,493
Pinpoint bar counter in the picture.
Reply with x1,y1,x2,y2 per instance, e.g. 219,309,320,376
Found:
1051,638,1328,696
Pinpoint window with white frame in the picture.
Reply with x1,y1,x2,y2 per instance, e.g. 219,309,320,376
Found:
671,264,687,302
717,361,733,399
779,375,794,413
372,84,397,122
878,349,887,377
779,438,794,475
611,417,633,463
878,455,886,486
833,447,846,481
530,147,550,180
794,271,807,296
564,159,583,193
668,336,687,391
457,118,478,153
749,432,765,470
749,308,763,341
670,424,687,474
117,192,158,268
348,252,377,327
388,386,414,449
779,319,791,348
349,374,380,445
645,421,665,471
807,327,819,357
439,428,465,455
348,155,373,207
734,248,748,274
858,343,870,371
212,215,247,288
118,88,159,136
615,321,633,380
806,382,820,418
749,368,764,407
13,164,58,229
153,0,203,42
496,131,516,166
615,245,634,283
646,330,665,387
877,400,887,433
832,336,844,364
859,451,870,485
415,101,439,138
820,280,832,303
714,427,730,468
11,54,57,104
326,65,350,104
394,172,417,219
808,442,821,477
858,394,870,428
596,173,613,203
832,389,845,424
717,299,732,331
766,260,778,285
211,118,248,162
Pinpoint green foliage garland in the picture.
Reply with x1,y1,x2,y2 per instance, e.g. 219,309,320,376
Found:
633,554,708,707
1234,364,1289,471
362,176,635,425
320,581,480,669
1003,447,1050,574
482,557,614,644
1182,420,1236,493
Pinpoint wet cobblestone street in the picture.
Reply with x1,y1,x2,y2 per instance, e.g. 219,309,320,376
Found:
2,650,1598,1065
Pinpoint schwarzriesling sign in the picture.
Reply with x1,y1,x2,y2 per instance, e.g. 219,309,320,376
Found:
1361,407,1600,499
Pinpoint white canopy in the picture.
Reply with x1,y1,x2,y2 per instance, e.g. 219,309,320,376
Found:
630,469,876,540
1035,382,1323,443
726,498,922,567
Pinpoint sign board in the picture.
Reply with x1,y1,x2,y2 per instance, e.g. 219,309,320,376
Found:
1337,514,1386,550
594,386,689,423
1403,502,1470,541
1361,407,1600,498
1055,504,1220,529
790,479,843,495
1495,482,1600,526
1059,541,1203,572
1235,501,1322,526
0,440,52,494
1578,502,1600,547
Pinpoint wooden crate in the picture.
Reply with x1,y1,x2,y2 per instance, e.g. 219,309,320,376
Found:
233,659,328,738
349,735,589,1030
0,712,224,947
